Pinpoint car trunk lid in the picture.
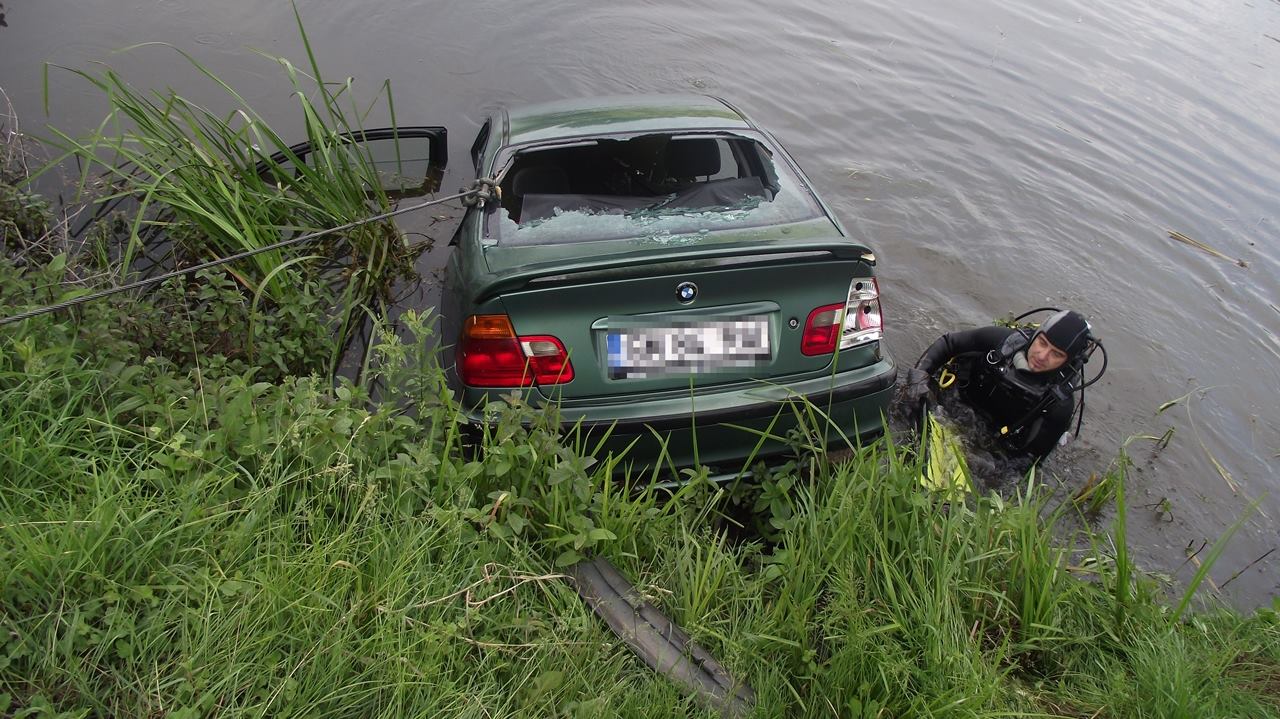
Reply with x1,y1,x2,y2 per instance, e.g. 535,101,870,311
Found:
486,238,882,401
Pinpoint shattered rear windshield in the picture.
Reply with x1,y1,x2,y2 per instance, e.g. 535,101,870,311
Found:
487,132,823,246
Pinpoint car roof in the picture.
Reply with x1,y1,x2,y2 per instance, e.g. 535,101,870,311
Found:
501,94,755,146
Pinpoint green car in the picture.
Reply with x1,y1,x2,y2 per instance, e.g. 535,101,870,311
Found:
438,94,895,477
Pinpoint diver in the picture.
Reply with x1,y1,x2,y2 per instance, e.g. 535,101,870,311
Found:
904,309,1106,464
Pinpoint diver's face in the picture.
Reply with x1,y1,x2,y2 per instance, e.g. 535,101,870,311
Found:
1027,334,1069,373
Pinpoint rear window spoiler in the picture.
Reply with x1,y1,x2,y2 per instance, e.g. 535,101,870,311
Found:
478,241,875,300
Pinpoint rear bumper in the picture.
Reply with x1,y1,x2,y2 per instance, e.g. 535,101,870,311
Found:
568,360,895,432
461,355,897,474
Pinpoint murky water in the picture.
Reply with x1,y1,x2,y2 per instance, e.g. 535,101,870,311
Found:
2,0,1277,607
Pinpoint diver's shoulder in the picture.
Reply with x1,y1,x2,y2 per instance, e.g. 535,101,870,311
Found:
964,324,1020,346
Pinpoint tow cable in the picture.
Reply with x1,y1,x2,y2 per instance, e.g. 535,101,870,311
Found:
0,185,486,327
460,177,499,207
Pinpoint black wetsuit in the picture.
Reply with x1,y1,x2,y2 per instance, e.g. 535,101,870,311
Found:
916,326,1078,462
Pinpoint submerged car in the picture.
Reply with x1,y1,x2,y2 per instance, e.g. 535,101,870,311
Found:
437,95,895,477
285,95,896,476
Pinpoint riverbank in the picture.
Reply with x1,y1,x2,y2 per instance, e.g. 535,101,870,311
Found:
1,245,1278,716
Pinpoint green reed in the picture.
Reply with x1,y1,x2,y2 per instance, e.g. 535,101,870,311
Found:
35,7,411,362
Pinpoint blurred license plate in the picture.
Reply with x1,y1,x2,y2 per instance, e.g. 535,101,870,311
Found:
606,316,771,379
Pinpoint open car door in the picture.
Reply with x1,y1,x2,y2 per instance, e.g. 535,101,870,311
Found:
257,126,448,197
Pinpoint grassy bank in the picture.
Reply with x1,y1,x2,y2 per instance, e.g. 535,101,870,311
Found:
1,258,1278,717
24,10,420,376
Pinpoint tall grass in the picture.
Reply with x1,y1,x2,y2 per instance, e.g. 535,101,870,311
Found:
35,7,412,363
0,302,701,716
603,444,1280,717
2,258,1279,716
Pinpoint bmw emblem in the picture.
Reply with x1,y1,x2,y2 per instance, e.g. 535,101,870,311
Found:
676,281,698,304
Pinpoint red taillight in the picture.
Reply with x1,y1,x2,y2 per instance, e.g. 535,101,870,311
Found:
459,315,530,387
520,335,575,385
802,277,884,356
457,315,574,387
802,303,845,356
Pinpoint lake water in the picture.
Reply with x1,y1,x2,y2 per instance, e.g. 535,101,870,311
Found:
2,0,1277,607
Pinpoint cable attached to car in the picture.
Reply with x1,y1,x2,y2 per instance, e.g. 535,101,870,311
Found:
0,187,484,327
460,177,500,207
